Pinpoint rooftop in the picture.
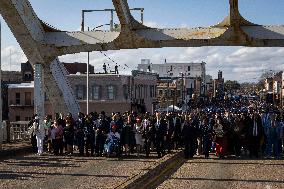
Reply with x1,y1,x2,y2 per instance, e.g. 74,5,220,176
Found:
8,82,34,89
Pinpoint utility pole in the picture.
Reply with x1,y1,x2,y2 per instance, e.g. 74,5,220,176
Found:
87,51,89,115
81,8,144,32
86,27,90,115
167,80,169,114
81,10,85,31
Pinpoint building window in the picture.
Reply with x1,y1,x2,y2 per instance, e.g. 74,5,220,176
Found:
107,85,115,100
134,85,136,99
188,66,191,71
24,72,33,81
92,85,100,100
140,85,143,98
25,117,32,121
123,85,129,100
150,86,153,97
158,90,163,96
16,116,20,121
171,90,175,97
15,93,20,105
177,90,181,97
25,92,31,106
144,85,148,98
138,85,141,99
76,85,86,100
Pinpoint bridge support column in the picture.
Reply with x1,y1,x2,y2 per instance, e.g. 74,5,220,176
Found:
49,59,80,118
34,63,45,124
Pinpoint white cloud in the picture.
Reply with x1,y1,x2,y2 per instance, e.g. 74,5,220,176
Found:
59,46,284,83
1,46,27,71
2,43,284,84
144,21,160,28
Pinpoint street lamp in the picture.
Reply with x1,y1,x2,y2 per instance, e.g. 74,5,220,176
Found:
81,8,144,32
81,8,144,114
91,23,111,31
180,72,185,112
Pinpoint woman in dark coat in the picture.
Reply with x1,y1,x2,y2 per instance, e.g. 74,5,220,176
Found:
121,116,132,156
201,117,213,158
64,116,74,156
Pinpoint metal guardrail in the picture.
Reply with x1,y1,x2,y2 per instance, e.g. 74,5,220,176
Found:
0,121,31,144
10,121,31,141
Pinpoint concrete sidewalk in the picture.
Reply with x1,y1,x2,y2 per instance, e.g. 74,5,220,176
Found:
0,141,33,159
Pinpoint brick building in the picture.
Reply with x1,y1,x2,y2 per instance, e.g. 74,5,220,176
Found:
213,70,225,99
68,70,157,115
7,66,157,121
1,71,22,82
7,82,34,121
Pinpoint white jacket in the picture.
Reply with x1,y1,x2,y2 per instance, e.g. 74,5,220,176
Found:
33,121,45,139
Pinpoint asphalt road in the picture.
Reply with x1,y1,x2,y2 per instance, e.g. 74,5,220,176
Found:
0,153,160,189
157,157,284,189
1,152,284,189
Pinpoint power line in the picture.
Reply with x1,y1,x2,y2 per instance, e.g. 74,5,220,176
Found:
99,51,129,70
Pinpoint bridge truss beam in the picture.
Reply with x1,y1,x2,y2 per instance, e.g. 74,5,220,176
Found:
0,0,283,116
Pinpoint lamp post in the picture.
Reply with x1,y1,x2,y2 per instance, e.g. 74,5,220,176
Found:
87,45,90,115
81,8,144,32
180,72,185,111
166,79,170,115
81,7,144,114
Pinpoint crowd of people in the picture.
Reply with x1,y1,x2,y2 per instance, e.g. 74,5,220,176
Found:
29,99,284,159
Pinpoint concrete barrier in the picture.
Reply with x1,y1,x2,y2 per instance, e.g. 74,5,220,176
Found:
115,151,186,189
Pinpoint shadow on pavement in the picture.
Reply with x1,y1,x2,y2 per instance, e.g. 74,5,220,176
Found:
168,177,284,184
0,170,128,180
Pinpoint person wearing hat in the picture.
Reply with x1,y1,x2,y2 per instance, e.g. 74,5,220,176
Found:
33,115,46,155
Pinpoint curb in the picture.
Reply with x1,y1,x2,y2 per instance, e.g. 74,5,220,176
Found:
115,151,185,189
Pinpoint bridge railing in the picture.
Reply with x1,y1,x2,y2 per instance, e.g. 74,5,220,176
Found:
0,121,31,144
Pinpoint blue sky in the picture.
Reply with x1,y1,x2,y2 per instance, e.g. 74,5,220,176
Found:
1,0,284,82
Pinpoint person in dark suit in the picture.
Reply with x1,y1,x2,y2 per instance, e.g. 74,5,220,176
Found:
75,112,85,156
172,113,182,150
166,113,174,153
248,111,264,158
154,112,168,158
182,114,197,159
95,111,109,157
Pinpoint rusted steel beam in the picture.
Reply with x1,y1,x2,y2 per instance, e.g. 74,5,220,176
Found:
1,0,284,115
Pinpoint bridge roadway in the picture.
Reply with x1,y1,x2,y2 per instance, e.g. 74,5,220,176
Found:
157,157,284,189
0,151,166,189
1,151,284,189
